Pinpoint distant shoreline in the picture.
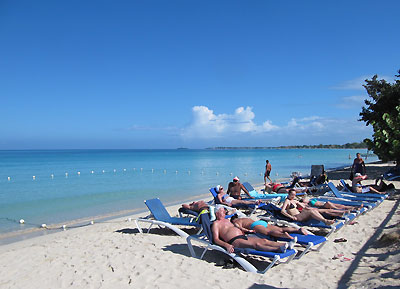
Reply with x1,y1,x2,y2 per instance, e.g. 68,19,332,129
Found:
207,146,369,150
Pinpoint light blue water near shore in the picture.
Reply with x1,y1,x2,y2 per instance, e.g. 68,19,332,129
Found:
0,149,377,235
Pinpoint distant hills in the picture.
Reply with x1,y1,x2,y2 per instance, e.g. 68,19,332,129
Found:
206,142,368,150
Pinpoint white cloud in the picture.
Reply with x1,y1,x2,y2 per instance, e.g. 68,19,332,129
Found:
286,116,324,131
331,75,396,91
337,95,366,109
129,106,373,147
331,76,369,90
181,106,278,139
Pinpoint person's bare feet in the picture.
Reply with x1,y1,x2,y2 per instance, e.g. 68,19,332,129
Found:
324,219,335,225
299,227,308,235
284,232,294,239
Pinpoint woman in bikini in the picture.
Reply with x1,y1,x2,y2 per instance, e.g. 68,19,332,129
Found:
281,189,335,226
216,186,261,207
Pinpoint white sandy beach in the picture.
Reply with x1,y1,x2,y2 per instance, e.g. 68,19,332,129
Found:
1,164,399,289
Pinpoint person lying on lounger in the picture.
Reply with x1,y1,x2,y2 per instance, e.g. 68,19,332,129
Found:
301,197,361,212
290,173,328,188
264,177,308,194
281,189,335,226
216,186,261,207
351,173,388,194
212,207,295,253
181,200,210,213
230,214,307,240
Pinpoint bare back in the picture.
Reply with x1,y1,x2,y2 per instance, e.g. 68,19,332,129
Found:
227,182,242,199
183,200,208,213
234,218,254,229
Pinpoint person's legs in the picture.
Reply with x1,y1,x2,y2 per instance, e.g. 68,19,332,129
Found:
295,209,335,225
323,201,357,211
254,224,293,240
282,226,308,236
368,186,385,194
267,172,272,183
264,224,308,238
318,208,347,217
233,237,288,252
287,177,300,188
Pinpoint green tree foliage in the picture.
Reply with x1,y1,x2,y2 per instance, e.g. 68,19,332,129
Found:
360,70,400,163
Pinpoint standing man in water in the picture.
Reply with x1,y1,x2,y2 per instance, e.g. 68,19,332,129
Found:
264,160,272,184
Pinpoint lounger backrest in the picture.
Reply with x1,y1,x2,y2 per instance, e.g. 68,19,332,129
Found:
199,213,213,243
263,203,292,222
340,179,352,192
144,198,172,221
311,165,324,177
209,187,221,204
178,207,199,217
327,182,342,198
242,182,254,192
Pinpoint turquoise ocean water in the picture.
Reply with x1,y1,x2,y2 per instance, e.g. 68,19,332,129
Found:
0,149,377,237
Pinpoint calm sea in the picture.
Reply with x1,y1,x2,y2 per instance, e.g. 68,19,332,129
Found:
0,149,377,237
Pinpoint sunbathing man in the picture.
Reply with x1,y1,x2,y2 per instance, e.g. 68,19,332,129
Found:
217,186,261,207
301,196,361,212
212,207,294,253
181,200,210,213
230,214,307,240
281,189,335,226
227,176,254,199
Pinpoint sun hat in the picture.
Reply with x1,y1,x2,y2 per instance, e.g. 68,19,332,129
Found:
355,173,362,177
233,176,239,182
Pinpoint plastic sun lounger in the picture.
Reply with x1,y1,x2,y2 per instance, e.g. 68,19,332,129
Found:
258,203,345,238
209,187,265,215
340,179,388,199
384,166,400,181
186,213,297,274
265,233,327,260
242,182,290,201
135,198,202,238
242,182,307,200
314,195,376,212
327,182,385,204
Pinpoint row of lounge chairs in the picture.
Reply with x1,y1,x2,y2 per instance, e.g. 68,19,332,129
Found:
134,180,390,274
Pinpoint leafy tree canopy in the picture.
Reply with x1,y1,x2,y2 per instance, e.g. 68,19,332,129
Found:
360,70,400,163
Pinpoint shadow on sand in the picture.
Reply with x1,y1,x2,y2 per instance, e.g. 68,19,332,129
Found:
336,198,400,289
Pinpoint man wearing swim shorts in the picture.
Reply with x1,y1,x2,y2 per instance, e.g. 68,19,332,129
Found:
227,176,254,199
264,160,272,184
211,208,290,253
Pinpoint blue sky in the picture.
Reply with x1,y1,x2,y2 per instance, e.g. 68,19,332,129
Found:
0,0,399,149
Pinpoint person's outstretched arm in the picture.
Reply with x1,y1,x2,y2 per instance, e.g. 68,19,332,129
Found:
281,201,296,221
